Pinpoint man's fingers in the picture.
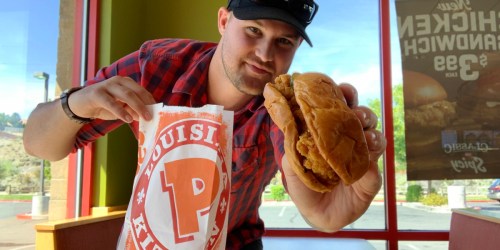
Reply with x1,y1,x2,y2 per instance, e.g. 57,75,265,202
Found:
364,129,386,161
104,76,154,121
353,106,378,130
123,104,140,122
96,93,136,123
72,76,156,122
120,77,156,105
338,83,358,108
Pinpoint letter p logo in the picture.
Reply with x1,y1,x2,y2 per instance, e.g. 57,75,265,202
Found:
160,158,220,243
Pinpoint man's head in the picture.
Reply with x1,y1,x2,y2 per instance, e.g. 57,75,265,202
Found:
227,0,318,47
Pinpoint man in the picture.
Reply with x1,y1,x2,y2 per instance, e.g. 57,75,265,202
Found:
24,0,386,249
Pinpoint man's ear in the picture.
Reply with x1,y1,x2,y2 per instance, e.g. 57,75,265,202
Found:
218,7,230,35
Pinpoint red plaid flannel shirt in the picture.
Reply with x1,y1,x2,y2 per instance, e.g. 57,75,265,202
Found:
75,39,285,249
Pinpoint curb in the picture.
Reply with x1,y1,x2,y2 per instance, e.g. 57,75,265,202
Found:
16,213,48,220
401,202,453,213
0,199,32,203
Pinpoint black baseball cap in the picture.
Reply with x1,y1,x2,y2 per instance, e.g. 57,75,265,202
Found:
227,0,319,47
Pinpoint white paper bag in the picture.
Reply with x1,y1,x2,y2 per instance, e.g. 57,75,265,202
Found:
117,104,233,250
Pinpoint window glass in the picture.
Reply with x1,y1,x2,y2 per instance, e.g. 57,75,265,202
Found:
399,241,449,250
391,0,500,232
369,240,387,250
0,0,60,246
260,0,384,230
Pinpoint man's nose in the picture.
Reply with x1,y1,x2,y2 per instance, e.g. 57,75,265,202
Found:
255,40,274,62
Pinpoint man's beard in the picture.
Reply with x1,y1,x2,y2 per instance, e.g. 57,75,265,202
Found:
220,42,271,96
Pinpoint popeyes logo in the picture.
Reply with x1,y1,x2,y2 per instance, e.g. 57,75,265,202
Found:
129,117,230,250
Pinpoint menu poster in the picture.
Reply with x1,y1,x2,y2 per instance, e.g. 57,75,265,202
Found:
395,0,500,180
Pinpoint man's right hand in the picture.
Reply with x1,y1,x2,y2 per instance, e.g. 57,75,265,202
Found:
70,76,156,123
23,76,155,161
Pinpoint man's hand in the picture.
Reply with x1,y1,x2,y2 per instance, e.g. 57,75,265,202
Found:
70,76,156,123
282,83,386,232
24,76,156,161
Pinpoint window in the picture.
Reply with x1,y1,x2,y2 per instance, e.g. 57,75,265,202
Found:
263,1,500,249
0,0,61,247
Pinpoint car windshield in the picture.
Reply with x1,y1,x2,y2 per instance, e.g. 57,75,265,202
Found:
490,179,500,188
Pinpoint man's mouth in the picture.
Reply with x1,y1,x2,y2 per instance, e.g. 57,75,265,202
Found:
246,61,273,76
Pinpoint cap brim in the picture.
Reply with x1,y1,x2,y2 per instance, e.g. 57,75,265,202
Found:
232,6,313,47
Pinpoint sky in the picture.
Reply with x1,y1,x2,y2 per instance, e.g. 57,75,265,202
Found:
0,0,403,119
0,0,60,120
290,0,403,106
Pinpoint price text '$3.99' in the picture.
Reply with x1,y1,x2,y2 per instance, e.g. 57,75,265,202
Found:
434,53,488,81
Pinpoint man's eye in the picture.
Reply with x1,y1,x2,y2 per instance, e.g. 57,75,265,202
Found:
278,38,293,46
247,26,261,35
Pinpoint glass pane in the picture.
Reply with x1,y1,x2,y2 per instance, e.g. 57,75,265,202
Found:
399,241,449,250
0,0,60,247
260,0,384,230
392,0,500,231
370,240,387,250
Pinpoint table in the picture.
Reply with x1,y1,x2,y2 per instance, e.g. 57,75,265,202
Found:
263,236,376,250
449,208,500,250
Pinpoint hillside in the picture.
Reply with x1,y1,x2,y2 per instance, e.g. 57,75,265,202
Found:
0,131,42,191
0,131,39,165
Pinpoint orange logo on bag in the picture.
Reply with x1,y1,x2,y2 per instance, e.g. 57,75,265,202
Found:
159,158,220,242
128,111,230,250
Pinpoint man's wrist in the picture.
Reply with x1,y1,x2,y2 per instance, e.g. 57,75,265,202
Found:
60,86,94,124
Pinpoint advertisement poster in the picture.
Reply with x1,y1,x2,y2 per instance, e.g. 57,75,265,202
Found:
395,0,500,180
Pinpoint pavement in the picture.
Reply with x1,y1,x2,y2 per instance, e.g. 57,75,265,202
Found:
0,216,46,250
0,200,47,250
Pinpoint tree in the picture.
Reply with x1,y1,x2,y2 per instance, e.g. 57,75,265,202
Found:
367,84,407,171
8,112,23,128
0,112,24,129
0,160,17,182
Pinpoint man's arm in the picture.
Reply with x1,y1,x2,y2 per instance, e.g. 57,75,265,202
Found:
23,99,84,161
23,76,156,161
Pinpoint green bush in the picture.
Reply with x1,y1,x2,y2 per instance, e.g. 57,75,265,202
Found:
406,184,422,202
421,193,448,206
270,185,285,201
0,160,15,180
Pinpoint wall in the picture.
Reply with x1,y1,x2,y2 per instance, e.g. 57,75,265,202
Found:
143,0,224,42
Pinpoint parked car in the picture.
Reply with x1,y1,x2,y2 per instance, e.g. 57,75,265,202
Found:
487,179,500,202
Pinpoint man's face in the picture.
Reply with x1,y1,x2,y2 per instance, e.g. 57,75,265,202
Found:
219,11,302,96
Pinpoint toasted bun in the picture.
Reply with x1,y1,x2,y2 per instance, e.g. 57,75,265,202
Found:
293,73,369,185
263,73,370,192
403,71,447,108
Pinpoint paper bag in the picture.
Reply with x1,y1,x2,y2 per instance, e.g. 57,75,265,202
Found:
117,104,233,250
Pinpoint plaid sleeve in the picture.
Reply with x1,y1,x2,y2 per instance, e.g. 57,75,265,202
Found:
73,49,143,150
